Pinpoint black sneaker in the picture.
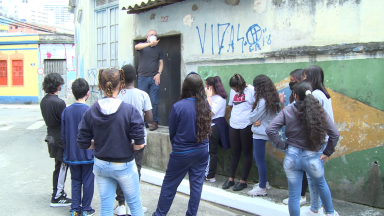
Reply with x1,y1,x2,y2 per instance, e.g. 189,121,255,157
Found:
233,182,247,191
50,194,72,207
222,180,235,189
82,209,96,216
145,122,149,128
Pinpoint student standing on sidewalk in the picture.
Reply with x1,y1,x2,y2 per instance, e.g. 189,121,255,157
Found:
266,82,340,216
222,74,255,191
113,64,152,216
204,76,230,183
77,68,145,216
247,75,280,196
40,73,72,207
282,69,309,206
153,72,211,216
300,65,335,216
61,78,95,216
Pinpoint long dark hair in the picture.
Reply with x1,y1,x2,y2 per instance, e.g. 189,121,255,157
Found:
252,75,280,115
229,73,246,95
180,73,212,142
303,65,331,99
294,82,328,150
289,69,304,103
205,76,227,99
98,68,126,97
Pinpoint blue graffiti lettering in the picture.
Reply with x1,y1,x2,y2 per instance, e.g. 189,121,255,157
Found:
196,24,207,54
196,23,271,55
227,25,235,53
217,23,230,55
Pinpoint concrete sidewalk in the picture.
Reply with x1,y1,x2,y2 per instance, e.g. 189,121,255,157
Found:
141,167,384,216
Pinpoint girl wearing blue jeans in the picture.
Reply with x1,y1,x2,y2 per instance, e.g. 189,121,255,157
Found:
266,82,340,216
153,72,211,216
77,68,145,216
248,75,281,196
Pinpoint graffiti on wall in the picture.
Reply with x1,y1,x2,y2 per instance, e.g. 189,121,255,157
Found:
87,68,103,104
196,23,272,54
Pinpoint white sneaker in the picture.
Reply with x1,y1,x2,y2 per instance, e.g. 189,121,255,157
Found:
113,205,127,215
205,177,216,183
283,196,307,205
325,210,339,216
301,206,324,216
247,185,267,196
253,181,271,190
125,206,146,215
142,206,148,213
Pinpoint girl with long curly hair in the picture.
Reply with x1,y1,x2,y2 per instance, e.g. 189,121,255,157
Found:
300,65,335,215
266,82,340,216
247,75,280,196
77,68,145,216
222,74,255,191
154,72,211,216
204,76,230,183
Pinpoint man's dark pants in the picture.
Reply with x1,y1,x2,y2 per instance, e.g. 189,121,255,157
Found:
137,76,159,124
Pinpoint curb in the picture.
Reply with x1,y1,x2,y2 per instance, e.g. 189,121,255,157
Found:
141,168,289,216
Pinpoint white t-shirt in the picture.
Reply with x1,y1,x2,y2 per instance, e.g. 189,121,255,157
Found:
228,85,255,129
312,90,334,122
117,88,152,144
210,95,226,126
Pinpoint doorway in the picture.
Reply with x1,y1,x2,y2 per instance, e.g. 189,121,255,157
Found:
44,59,67,99
134,35,181,126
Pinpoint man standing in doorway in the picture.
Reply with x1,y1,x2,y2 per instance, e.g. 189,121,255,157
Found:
135,29,163,131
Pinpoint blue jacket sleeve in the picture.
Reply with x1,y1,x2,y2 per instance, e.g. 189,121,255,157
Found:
77,111,93,149
168,106,178,142
128,106,145,145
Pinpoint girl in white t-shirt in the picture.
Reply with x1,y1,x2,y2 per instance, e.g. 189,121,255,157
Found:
222,74,255,191
205,76,230,183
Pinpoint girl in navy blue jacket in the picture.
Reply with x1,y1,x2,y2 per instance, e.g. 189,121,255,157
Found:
77,68,145,216
154,72,212,216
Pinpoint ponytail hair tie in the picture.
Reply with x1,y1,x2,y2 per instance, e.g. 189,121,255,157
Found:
305,90,312,96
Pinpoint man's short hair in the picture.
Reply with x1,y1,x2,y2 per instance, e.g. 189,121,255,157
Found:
71,78,89,100
122,64,136,84
42,73,64,94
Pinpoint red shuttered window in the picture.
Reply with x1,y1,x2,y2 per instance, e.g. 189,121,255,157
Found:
12,60,23,86
0,60,7,85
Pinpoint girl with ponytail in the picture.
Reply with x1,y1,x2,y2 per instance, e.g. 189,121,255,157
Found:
77,68,145,215
204,76,230,182
154,72,211,216
222,74,255,191
266,82,340,216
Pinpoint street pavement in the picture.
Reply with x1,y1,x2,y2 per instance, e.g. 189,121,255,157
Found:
1,104,384,216
0,105,251,216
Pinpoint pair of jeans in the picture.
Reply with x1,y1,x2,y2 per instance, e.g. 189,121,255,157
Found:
93,158,143,216
116,146,145,205
154,148,209,216
138,76,159,123
252,139,268,188
284,145,335,216
307,144,327,211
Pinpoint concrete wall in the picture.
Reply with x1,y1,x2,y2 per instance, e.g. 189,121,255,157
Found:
127,0,384,208
0,35,39,104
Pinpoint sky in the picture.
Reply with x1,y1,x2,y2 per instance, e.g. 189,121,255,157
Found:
25,0,69,6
